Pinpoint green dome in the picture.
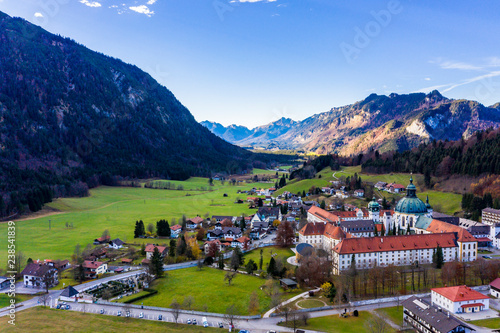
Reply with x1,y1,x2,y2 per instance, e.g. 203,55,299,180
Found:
395,176,428,214
395,196,428,214
368,197,380,209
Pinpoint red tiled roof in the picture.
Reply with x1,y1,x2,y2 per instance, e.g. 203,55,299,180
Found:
299,222,326,236
83,260,104,269
121,258,133,263
392,184,405,189
426,220,476,242
461,303,484,308
490,278,500,290
308,206,340,223
237,236,251,243
432,286,488,302
380,210,394,216
333,233,458,255
324,224,346,240
170,225,182,231
189,216,204,224
145,244,167,253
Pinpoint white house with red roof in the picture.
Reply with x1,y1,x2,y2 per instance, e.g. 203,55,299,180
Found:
431,285,489,314
82,260,107,278
186,216,205,229
490,278,500,298
170,224,182,237
145,244,167,259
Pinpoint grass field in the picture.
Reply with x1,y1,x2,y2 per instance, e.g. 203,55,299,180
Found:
0,294,32,308
134,267,299,315
242,246,294,270
280,311,395,333
0,178,272,264
0,307,226,333
375,306,404,326
471,317,500,329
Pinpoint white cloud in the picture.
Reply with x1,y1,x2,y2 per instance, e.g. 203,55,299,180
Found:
439,61,481,71
424,78,431,81
129,5,155,17
147,0,157,4
80,0,102,8
34,12,44,18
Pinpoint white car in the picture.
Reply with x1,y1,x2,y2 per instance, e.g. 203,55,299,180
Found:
139,312,144,318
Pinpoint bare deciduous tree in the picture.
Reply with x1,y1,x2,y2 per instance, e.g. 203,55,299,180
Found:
170,299,181,324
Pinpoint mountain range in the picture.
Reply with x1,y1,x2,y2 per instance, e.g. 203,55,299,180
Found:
202,91,500,155
0,11,283,216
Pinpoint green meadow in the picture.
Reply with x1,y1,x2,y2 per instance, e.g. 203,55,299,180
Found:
127,267,300,315
0,178,271,263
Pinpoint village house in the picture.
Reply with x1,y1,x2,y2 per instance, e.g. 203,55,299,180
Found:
186,216,205,229
374,181,387,190
353,189,364,197
204,239,226,254
403,296,474,333
93,235,110,245
108,238,124,250
21,263,59,288
490,278,500,298
59,286,80,302
431,285,490,314
82,260,107,278
145,244,168,259
251,207,282,226
170,224,182,237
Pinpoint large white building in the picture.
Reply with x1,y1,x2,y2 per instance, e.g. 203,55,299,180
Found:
431,285,489,314
482,207,500,227
331,232,476,274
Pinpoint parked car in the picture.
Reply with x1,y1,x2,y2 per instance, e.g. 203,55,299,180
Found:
65,305,70,310
187,319,192,325
218,322,224,328
192,318,197,325
202,317,208,327
56,304,61,309
158,314,163,321
117,311,122,316
125,311,130,318
482,255,493,259
139,312,144,318
100,309,104,314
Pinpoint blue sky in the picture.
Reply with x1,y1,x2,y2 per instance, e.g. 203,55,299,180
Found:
1,0,500,128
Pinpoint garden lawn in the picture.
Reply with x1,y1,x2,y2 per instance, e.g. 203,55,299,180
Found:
0,179,271,264
0,307,226,333
0,294,32,308
136,267,298,315
375,306,404,326
296,298,326,309
242,246,294,270
281,311,395,333
470,317,500,329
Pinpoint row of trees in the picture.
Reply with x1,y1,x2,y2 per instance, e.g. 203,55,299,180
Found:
134,219,172,238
